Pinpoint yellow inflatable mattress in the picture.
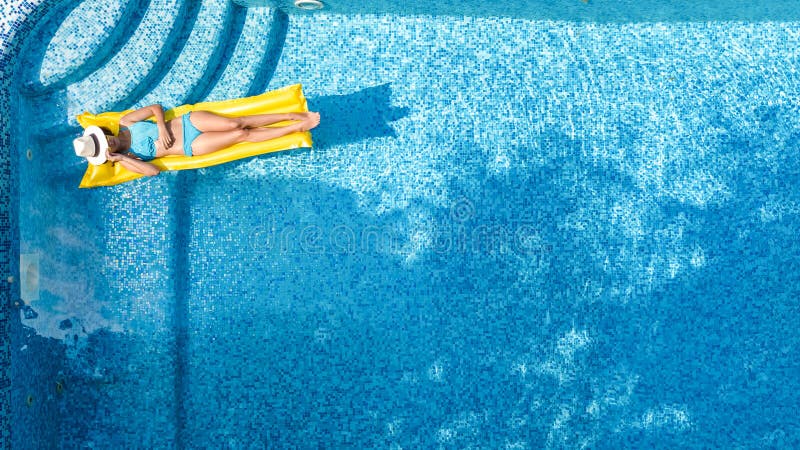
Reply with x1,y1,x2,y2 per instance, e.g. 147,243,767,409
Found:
76,84,313,188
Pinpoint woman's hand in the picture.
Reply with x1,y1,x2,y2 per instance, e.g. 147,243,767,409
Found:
107,150,124,162
107,150,160,176
158,125,174,149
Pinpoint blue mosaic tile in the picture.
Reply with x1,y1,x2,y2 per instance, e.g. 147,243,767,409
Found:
2,2,57,447
66,0,185,119
245,0,800,22
3,0,800,448
136,0,236,109
36,0,128,88
205,7,286,101
47,177,185,447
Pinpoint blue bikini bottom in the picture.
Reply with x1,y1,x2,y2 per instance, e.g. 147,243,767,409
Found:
182,113,202,156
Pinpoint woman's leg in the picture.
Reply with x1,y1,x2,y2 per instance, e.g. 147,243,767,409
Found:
190,122,307,156
189,110,311,132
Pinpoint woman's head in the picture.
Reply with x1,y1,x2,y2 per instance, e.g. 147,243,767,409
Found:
73,126,109,165
93,127,121,153
104,133,121,153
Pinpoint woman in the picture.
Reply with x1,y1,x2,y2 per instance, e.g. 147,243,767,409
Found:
74,104,320,176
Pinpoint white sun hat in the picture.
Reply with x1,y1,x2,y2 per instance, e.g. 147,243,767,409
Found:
73,126,108,165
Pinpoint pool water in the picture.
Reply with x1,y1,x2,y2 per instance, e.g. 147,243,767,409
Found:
7,0,800,448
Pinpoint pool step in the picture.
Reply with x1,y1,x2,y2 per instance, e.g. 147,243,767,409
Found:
32,3,291,147
205,7,289,101
135,0,246,110
66,0,200,121
60,0,291,124
15,0,84,94
21,0,150,96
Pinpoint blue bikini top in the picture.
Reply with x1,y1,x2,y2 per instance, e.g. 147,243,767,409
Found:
125,121,159,161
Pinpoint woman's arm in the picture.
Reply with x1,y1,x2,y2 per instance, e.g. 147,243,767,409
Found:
119,104,165,127
118,104,174,149
107,151,160,177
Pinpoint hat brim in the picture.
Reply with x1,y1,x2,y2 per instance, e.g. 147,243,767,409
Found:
83,126,108,165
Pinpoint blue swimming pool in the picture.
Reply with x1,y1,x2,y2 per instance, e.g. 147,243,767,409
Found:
2,0,800,448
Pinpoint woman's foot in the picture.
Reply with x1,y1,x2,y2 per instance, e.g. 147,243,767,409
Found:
299,112,320,131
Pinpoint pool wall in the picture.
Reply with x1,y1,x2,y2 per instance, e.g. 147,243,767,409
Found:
244,0,800,21
1,2,56,447
4,0,800,448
